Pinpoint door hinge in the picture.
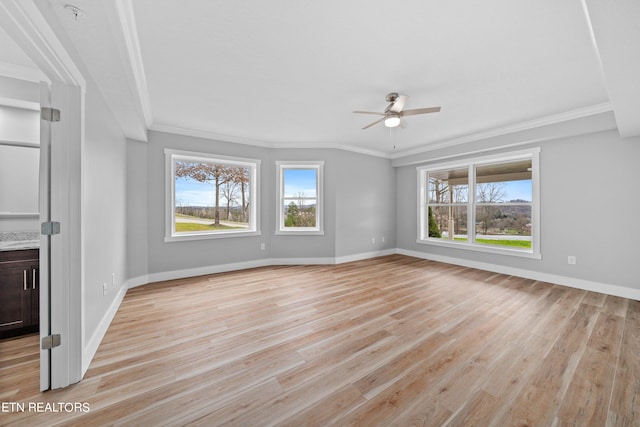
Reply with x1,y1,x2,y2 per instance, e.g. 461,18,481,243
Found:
42,334,61,350
41,107,61,122
41,221,61,236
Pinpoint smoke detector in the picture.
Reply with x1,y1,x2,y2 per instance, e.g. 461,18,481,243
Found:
64,4,85,21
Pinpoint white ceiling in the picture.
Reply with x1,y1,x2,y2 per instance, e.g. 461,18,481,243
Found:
3,1,638,157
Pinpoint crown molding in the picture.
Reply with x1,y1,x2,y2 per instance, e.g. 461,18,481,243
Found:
149,123,274,148
389,102,614,160
0,0,85,89
269,141,389,158
113,0,153,127
151,103,613,162
149,123,390,158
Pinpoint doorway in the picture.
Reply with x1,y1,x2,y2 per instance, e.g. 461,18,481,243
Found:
0,0,86,391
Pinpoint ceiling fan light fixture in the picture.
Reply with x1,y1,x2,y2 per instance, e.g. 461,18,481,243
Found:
384,114,401,128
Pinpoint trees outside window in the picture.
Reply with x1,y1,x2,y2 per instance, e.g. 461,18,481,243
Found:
418,148,540,258
165,149,260,241
276,161,324,235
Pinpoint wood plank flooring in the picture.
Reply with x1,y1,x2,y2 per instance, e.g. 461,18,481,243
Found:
1,254,639,426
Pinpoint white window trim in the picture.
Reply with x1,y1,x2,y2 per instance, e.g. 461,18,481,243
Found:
275,161,324,235
417,148,541,259
165,148,261,242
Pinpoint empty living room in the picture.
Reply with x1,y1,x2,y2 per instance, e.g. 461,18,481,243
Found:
0,0,639,426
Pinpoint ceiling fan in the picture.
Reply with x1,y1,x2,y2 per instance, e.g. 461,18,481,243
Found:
353,92,441,129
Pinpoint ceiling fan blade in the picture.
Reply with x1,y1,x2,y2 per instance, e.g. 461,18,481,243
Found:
388,94,409,113
362,117,385,129
401,106,441,117
353,110,384,116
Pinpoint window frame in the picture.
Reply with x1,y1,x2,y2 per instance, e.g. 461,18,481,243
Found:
275,161,324,235
417,148,541,259
165,148,261,242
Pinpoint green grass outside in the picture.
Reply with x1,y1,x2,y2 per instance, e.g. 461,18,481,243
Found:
452,237,532,248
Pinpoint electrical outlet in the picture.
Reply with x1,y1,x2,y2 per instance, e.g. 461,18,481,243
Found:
567,256,577,265
371,237,375,245
382,236,385,243
260,243,266,250
112,272,115,287
102,283,108,296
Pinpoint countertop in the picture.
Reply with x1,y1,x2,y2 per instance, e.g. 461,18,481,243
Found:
0,231,40,252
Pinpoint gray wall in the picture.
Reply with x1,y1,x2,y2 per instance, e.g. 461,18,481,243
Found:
142,131,270,275
333,150,396,257
395,129,640,292
127,131,397,279
81,77,128,345
268,148,336,260
126,139,148,280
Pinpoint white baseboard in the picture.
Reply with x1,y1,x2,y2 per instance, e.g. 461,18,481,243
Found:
82,283,127,375
397,248,640,301
335,248,397,264
141,258,272,287
88,247,638,377
127,249,398,288
130,247,640,301
269,257,336,265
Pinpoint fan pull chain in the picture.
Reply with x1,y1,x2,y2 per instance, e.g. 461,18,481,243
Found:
390,127,397,150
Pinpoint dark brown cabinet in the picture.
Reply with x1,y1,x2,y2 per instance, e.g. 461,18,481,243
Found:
0,249,39,338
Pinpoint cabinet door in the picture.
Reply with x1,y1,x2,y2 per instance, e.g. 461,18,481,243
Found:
0,266,31,331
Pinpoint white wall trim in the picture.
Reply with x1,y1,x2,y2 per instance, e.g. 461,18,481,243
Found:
128,249,398,289
82,284,127,374
113,0,153,127
335,249,397,264
390,102,614,160
138,259,272,288
0,0,85,90
127,247,640,301
397,248,640,301
150,104,614,162
82,246,638,378
149,123,274,148
149,124,390,159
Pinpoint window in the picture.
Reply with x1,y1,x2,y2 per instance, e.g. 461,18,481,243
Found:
418,148,540,258
276,161,324,235
165,149,260,241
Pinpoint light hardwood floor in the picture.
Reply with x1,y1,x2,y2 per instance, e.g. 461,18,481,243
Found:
1,255,639,426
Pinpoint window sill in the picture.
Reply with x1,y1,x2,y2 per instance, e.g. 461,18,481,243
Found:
416,238,541,259
165,230,261,243
275,229,324,236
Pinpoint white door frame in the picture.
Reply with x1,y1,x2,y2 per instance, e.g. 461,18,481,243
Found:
0,0,86,390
